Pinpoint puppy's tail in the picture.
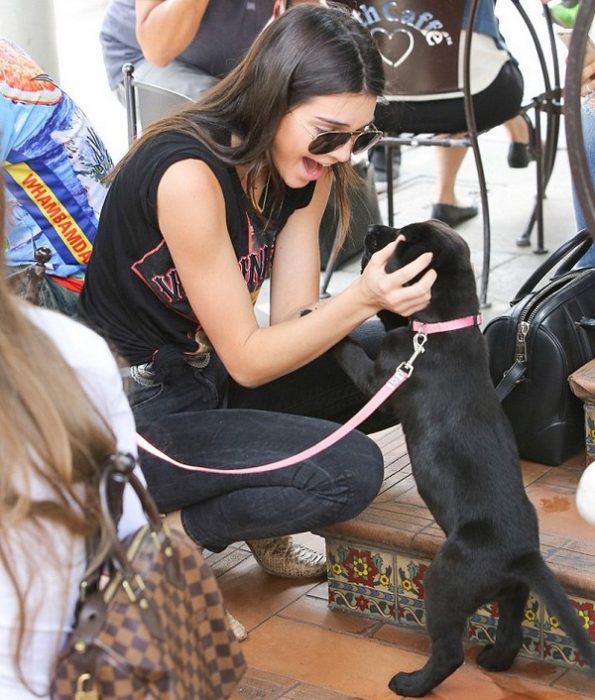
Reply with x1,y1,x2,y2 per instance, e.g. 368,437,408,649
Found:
511,551,595,668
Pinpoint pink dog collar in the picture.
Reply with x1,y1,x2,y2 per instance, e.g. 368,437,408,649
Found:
410,313,482,334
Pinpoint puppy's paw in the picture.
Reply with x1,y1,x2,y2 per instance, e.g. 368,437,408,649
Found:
576,461,595,526
388,670,430,698
476,643,517,672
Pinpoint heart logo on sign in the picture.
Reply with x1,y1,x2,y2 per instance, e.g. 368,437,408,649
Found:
371,27,415,69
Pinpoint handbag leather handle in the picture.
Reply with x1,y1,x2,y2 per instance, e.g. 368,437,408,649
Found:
495,359,527,401
98,456,181,581
511,229,593,303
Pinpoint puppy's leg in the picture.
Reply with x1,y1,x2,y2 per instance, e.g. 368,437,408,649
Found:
333,337,379,396
389,555,467,697
476,583,529,671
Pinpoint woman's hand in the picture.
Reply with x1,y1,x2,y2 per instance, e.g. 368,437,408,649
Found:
359,238,436,317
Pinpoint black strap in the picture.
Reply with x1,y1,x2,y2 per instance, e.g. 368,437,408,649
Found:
495,359,527,401
511,229,593,304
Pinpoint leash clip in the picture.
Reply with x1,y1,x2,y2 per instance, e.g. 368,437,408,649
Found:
395,331,428,378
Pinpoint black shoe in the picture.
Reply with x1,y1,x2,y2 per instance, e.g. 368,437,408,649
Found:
370,145,401,184
431,203,478,227
507,142,535,168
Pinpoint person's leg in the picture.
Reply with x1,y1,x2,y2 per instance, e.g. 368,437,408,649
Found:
115,57,219,103
430,145,478,226
432,145,469,206
130,348,385,580
375,60,525,225
503,114,530,144
573,96,595,267
139,409,384,551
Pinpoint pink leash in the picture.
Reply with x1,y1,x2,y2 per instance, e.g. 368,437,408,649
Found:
137,332,428,474
136,314,481,475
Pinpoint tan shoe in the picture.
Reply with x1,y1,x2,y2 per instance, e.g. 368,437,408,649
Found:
246,535,327,579
226,609,248,642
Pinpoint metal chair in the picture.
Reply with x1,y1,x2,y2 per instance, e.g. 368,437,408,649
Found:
511,0,563,252
361,0,496,306
366,0,564,305
121,63,193,144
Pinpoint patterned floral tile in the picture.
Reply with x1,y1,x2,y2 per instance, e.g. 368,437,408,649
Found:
326,538,396,623
324,537,595,675
396,556,431,629
468,602,498,647
541,594,595,668
467,594,544,660
521,593,544,659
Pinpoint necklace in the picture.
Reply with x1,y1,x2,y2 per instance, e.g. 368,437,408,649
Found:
255,174,271,214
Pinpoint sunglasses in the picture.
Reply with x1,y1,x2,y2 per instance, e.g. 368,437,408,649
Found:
292,113,383,156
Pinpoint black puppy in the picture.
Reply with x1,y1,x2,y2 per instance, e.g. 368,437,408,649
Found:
334,221,595,697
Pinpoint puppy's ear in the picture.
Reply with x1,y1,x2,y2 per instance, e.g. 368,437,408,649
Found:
365,224,398,254
362,225,399,272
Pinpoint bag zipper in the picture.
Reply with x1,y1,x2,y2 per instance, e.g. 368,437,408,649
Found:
513,272,583,362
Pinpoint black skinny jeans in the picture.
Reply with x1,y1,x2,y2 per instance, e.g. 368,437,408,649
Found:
131,321,391,552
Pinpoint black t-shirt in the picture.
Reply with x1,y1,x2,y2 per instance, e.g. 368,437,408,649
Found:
80,131,314,364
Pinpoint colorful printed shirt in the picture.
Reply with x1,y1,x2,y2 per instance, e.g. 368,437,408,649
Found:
0,39,113,285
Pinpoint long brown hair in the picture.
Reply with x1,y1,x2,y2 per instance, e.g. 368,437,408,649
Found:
0,182,117,690
113,2,385,241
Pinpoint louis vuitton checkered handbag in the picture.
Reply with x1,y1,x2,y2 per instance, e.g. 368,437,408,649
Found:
50,454,246,700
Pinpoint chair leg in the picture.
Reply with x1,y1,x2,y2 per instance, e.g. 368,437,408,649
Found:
516,105,551,255
122,63,138,145
533,107,547,254
319,222,342,298
386,143,396,227
467,133,491,308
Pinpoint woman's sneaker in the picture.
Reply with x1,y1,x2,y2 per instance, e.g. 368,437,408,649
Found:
246,536,327,579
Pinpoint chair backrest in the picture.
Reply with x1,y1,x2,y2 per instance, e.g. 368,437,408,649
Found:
122,63,193,144
355,1,465,97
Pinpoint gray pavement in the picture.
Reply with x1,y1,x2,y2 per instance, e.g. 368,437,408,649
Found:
47,0,578,324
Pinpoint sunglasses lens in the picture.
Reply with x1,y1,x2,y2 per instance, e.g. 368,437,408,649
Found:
308,132,352,155
352,130,382,155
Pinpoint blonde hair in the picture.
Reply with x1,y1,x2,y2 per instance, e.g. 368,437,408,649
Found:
0,181,117,689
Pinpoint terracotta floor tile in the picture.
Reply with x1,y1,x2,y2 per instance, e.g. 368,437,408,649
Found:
562,538,595,557
281,683,363,699
522,461,554,487
551,666,595,696
230,667,296,699
537,467,584,492
308,581,332,600
216,556,322,634
526,483,595,542
281,593,379,635
240,615,424,700
372,621,432,656
204,545,252,576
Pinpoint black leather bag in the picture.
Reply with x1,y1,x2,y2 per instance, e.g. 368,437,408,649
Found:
484,230,595,466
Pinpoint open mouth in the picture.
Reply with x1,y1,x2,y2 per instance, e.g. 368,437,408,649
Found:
303,156,325,180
